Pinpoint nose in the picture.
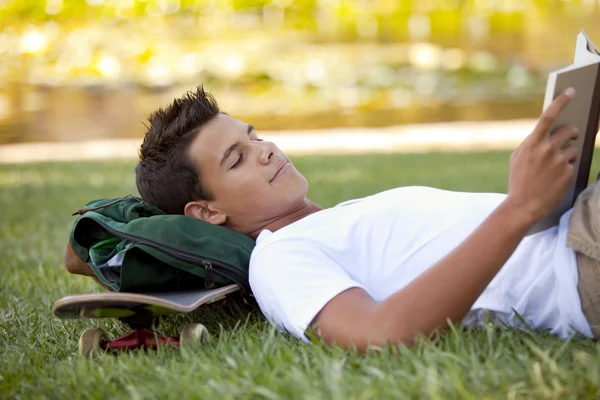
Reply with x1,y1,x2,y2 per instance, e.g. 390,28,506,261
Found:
258,141,276,165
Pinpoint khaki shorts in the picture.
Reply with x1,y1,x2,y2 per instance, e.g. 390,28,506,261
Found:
567,179,600,338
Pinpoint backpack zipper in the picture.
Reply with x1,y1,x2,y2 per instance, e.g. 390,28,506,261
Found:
202,261,215,289
87,216,250,293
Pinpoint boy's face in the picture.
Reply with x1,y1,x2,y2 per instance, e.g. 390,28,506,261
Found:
185,113,309,232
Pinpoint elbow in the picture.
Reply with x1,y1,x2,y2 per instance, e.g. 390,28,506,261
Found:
333,332,416,354
333,323,417,354
364,307,421,350
309,288,422,352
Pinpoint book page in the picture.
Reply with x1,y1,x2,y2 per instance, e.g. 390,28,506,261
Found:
575,30,600,64
545,30,600,110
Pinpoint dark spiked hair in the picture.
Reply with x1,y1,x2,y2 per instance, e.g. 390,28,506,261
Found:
136,86,220,214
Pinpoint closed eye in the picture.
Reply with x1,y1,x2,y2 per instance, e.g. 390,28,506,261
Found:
230,135,261,169
231,153,244,169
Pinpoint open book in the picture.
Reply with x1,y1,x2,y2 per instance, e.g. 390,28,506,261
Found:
528,30,600,234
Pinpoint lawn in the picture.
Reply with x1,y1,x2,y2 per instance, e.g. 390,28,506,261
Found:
2,151,600,399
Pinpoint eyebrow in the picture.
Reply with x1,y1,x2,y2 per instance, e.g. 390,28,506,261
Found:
220,125,255,167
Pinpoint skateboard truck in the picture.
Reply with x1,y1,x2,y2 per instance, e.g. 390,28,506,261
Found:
79,317,209,358
100,328,180,351
102,316,179,351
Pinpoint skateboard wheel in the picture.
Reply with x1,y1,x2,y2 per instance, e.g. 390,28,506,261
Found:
79,327,108,358
180,323,209,347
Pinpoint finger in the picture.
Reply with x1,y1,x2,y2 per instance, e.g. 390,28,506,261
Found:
563,145,579,164
532,87,576,141
548,125,579,149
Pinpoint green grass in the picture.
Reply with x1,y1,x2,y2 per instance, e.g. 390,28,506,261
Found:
2,151,600,399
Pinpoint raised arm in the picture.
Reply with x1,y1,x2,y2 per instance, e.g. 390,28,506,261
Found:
311,88,579,351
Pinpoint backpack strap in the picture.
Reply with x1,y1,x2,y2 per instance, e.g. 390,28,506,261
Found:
72,195,138,216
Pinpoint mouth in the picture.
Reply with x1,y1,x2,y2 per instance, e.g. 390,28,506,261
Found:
270,160,291,183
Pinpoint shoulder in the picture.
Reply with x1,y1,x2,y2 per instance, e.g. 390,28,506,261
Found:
248,232,364,341
250,234,326,277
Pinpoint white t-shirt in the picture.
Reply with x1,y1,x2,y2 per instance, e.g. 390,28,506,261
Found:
249,187,593,342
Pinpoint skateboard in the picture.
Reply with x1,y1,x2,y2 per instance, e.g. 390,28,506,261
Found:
52,284,241,358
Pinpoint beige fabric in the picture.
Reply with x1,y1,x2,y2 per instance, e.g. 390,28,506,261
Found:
567,179,600,338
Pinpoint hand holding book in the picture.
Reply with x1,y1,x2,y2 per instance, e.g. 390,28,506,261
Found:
526,30,600,234
508,88,580,226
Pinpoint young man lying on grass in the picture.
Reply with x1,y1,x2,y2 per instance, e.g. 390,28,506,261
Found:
65,86,600,351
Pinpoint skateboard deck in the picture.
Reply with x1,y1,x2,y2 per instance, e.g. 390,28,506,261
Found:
52,284,241,320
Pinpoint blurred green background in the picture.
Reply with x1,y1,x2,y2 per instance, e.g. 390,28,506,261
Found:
1,0,600,144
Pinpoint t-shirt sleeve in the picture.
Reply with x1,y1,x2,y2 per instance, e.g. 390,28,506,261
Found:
249,240,364,342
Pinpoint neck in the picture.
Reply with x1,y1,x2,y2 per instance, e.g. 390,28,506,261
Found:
246,199,322,240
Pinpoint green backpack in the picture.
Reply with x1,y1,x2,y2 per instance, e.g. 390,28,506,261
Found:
69,195,255,293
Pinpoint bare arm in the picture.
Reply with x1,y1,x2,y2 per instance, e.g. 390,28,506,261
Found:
311,88,579,351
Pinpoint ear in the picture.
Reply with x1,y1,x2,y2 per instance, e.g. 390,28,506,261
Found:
184,200,226,225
